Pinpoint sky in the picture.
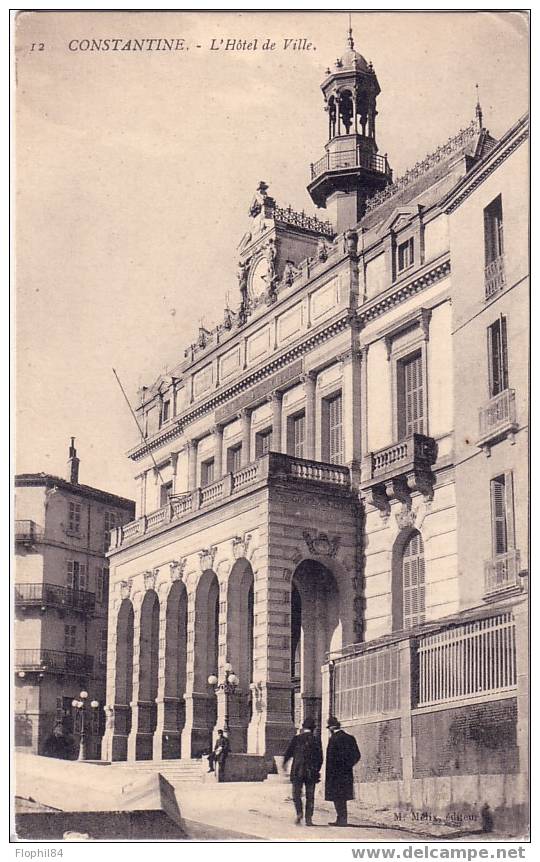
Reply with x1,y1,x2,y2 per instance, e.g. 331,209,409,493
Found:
14,10,529,500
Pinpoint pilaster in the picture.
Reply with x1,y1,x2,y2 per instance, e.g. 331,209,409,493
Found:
302,372,317,460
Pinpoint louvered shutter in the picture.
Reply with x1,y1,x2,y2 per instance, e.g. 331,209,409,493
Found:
328,394,343,464
294,414,305,458
67,560,74,589
79,563,87,591
504,471,515,550
404,353,424,436
501,316,509,391
491,475,508,555
402,532,426,629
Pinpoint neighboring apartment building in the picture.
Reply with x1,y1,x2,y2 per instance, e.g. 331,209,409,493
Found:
14,440,135,756
101,31,528,828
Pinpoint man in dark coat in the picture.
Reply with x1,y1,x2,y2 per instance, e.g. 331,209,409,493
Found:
325,715,361,826
283,716,323,826
43,722,75,760
207,729,230,782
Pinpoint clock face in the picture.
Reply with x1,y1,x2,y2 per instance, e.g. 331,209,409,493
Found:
249,256,268,301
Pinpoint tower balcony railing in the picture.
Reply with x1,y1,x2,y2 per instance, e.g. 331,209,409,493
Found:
15,649,94,676
15,583,96,614
484,549,522,598
477,388,518,449
485,255,506,300
110,452,352,551
310,148,392,181
15,520,44,546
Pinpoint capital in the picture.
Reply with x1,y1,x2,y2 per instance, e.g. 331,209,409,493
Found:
210,424,224,437
266,390,283,404
300,371,317,386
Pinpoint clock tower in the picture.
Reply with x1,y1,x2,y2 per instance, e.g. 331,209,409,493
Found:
307,26,393,232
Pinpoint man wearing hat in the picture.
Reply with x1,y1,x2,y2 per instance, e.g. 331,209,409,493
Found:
325,716,361,826
283,717,323,826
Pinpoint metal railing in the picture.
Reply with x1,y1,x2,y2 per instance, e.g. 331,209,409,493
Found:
311,147,391,181
15,649,94,675
273,205,334,237
417,613,516,707
112,453,352,550
485,255,506,300
15,583,96,613
14,520,44,544
478,388,517,444
484,549,522,597
333,644,400,720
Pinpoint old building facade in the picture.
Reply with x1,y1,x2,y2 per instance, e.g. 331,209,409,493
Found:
14,441,135,756
102,30,528,826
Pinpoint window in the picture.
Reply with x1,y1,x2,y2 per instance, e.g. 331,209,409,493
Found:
484,195,504,265
255,428,273,458
227,444,242,473
67,560,87,591
99,630,108,666
201,458,215,488
397,351,424,438
490,473,515,556
104,512,116,552
96,567,109,604
64,624,77,650
398,238,414,272
322,393,343,464
68,502,81,533
487,316,509,397
402,532,426,629
287,412,305,459
160,399,171,426
160,481,173,506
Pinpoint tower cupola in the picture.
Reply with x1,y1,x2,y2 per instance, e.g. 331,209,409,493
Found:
307,24,392,232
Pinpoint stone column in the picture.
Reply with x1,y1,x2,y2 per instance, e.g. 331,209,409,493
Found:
340,347,363,485
239,409,252,466
246,557,295,757
302,372,317,460
360,345,369,462
186,440,198,491
212,425,224,478
152,590,169,761
127,597,143,761
170,452,179,495
101,598,120,761
181,588,215,758
269,392,283,453
136,472,147,519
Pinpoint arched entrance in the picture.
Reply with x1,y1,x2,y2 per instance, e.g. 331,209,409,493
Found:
191,569,219,754
136,589,159,759
226,559,254,751
112,598,134,761
291,560,340,730
160,580,188,758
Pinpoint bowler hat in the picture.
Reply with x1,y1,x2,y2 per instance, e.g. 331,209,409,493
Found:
327,716,341,729
302,716,316,730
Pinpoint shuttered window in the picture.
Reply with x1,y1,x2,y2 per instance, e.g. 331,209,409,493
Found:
490,473,515,556
227,444,242,473
201,458,215,487
484,195,504,264
68,502,81,533
398,351,424,438
487,316,509,397
64,624,77,650
255,428,273,458
67,560,87,590
328,393,343,465
104,512,116,552
287,412,305,458
402,532,426,629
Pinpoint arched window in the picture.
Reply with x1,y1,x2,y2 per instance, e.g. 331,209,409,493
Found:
402,532,426,628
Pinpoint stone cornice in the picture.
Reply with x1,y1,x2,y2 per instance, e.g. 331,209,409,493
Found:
357,256,451,326
444,116,528,214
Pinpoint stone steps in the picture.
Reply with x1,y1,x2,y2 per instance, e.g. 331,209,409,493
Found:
108,759,207,782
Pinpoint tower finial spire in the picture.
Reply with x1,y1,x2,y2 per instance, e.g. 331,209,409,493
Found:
347,12,354,50
475,83,483,128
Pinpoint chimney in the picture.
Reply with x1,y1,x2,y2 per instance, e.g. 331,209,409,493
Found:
67,437,80,484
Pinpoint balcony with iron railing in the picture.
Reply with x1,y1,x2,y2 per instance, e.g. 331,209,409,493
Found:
485,255,506,300
360,433,438,512
15,520,44,546
484,549,522,599
110,452,352,551
15,649,94,676
478,388,518,450
310,147,392,181
15,583,96,615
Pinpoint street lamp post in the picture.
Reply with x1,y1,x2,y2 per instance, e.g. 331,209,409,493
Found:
208,662,239,734
71,690,99,761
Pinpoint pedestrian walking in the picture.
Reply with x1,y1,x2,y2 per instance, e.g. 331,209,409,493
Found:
324,716,361,826
207,729,230,782
43,722,75,760
283,716,323,826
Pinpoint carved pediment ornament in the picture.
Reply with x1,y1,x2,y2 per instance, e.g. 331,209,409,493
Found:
232,533,252,560
120,580,132,600
395,504,417,531
302,530,340,558
199,546,218,572
144,570,157,592
169,558,187,581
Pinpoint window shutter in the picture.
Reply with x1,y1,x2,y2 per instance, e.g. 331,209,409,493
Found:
402,532,426,629
80,564,87,590
487,324,494,397
501,315,509,391
504,471,515,550
67,561,74,589
491,476,508,555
